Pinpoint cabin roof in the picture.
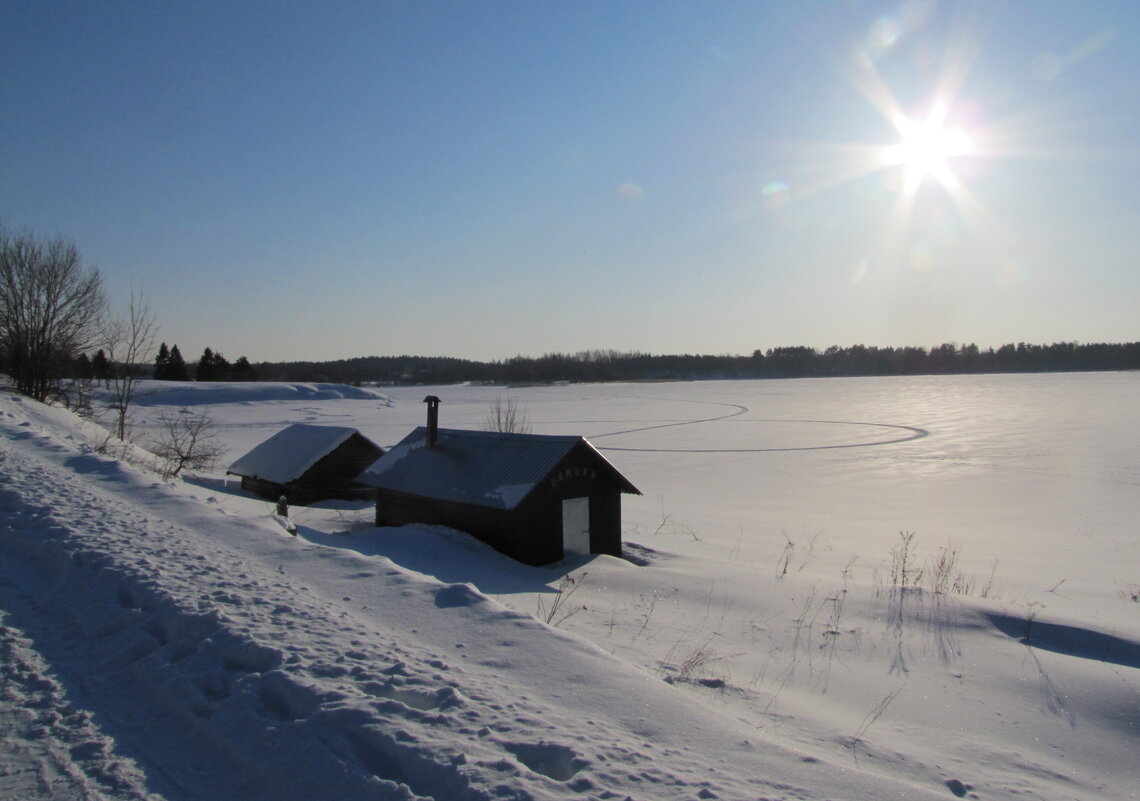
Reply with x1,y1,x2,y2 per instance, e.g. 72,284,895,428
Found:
356,427,639,510
227,423,378,485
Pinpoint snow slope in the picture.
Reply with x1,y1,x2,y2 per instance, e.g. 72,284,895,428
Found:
2,374,1138,800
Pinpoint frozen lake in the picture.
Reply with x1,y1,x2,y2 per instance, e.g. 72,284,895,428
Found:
136,370,1140,613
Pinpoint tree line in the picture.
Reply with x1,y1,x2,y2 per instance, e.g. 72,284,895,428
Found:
60,343,256,383
153,343,256,382
256,342,1140,385
5,226,1137,400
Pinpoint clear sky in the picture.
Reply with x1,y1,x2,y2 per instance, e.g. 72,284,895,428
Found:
3,1,1138,364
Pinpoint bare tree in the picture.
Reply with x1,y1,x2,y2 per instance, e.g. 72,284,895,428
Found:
0,228,106,401
102,288,158,440
148,407,226,479
483,395,532,434
54,371,98,418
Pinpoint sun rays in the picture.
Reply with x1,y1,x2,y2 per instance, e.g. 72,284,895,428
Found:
751,5,1041,287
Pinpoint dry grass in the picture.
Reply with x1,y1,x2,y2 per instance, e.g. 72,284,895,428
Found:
660,640,736,686
875,531,999,599
890,530,923,588
536,571,587,627
776,534,794,578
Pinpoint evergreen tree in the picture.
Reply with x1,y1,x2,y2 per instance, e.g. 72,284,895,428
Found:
73,352,93,380
196,347,215,381
231,355,257,381
154,342,171,379
166,345,189,381
195,347,230,381
211,350,231,381
91,349,111,385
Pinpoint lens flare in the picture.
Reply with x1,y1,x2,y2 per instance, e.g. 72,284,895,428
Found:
617,182,644,202
761,180,791,210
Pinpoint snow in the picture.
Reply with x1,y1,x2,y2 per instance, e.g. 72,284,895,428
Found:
132,381,392,407
361,436,425,478
1,373,1138,800
227,423,369,485
359,428,616,513
487,484,535,510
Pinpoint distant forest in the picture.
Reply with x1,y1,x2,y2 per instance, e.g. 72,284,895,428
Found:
251,342,1140,386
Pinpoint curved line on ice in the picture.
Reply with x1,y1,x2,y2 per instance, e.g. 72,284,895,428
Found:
588,397,750,440
596,419,929,453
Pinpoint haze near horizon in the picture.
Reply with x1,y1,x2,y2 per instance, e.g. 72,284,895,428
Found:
2,1,1137,362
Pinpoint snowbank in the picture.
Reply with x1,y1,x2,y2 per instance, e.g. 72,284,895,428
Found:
131,381,391,407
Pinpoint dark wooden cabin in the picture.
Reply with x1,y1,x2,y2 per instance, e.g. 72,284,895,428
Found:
227,423,384,505
356,397,640,565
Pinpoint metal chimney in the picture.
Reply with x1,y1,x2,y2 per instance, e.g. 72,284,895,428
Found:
423,395,441,449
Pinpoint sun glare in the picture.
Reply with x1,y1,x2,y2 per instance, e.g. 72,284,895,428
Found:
881,108,973,191
765,5,1030,275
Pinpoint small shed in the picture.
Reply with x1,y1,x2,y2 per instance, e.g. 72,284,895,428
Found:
227,423,385,505
356,399,640,565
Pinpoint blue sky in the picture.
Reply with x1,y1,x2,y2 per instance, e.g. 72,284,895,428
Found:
3,1,1137,363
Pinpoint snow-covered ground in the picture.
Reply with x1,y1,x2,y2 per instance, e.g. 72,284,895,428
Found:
1,373,1137,800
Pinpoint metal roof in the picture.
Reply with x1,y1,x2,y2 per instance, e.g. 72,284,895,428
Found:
357,427,639,510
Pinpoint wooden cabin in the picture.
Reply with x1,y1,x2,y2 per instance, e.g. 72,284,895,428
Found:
227,423,384,505
356,397,640,565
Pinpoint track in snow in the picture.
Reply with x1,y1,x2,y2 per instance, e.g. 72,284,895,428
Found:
588,396,928,452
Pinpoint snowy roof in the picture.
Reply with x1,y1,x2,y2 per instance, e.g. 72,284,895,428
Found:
357,427,639,510
227,424,376,485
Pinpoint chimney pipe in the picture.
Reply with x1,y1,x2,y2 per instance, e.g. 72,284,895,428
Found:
423,395,441,449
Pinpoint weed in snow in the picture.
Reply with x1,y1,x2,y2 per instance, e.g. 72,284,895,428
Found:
536,571,587,627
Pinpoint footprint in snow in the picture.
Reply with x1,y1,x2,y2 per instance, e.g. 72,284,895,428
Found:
362,681,464,712
945,778,970,797
501,741,588,782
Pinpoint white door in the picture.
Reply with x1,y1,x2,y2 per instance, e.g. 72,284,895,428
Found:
561,497,591,557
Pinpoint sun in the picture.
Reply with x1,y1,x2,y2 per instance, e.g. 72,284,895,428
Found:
767,6,1019,259
880,104,973,192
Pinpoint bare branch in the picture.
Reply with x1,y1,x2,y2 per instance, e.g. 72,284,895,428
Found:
148,407,227,479
0,227,106,401
102,287,158,439
482,395,532,434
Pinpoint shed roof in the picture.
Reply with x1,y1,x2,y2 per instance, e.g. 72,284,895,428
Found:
356,427,639,511
227,424,377,485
